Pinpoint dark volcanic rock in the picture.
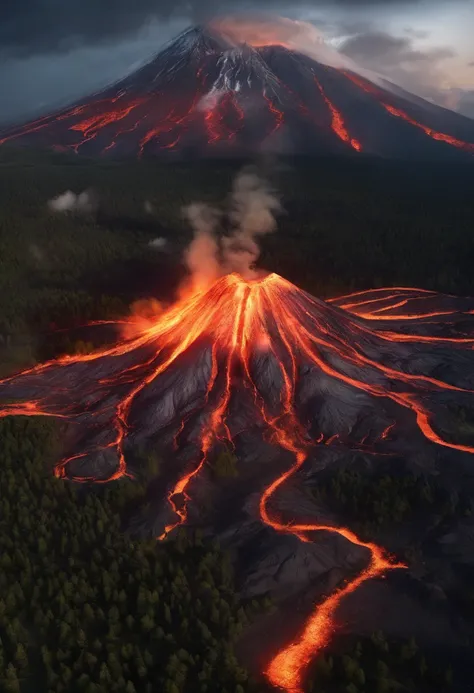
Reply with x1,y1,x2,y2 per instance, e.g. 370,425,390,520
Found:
2,275,474,682
1,23,474,160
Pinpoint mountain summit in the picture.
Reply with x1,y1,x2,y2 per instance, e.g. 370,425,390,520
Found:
1,17,474,160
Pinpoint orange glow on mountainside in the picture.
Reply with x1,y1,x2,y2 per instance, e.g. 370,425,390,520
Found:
1,19,472,159
210,15,325,50
342,71,474,154
314,76,361,151
2,273,474,691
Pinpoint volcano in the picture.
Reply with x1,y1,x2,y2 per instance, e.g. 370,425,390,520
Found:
1,18,474,160
2,272,474,691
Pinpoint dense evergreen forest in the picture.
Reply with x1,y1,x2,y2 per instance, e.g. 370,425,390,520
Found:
0,150,473,691
0,418,270,693
311,465,474,544
0,418,464,693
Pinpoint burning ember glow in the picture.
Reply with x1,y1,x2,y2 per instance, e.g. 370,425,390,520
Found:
204,92,245,144
2,17,472,158
210,15,326,51
314,76,362,151
2,273,474,691
342,71,474,154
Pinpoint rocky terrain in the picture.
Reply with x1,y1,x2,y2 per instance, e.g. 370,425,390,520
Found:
0,275,473,689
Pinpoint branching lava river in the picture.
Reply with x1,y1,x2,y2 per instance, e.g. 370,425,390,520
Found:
2,272,474,692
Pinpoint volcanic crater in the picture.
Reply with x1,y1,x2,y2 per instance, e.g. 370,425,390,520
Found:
2,271,474,691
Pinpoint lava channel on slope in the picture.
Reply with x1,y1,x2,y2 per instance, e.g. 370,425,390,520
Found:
341,70,474,154
3,272,474,691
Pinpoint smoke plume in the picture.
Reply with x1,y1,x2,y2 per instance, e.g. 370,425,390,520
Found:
48,189,97,215
144,200,155,215
148,237,168,250
183,203,222,293
210,15,356,71
183,169,281,293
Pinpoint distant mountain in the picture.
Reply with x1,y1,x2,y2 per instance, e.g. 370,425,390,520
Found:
1,22,474,160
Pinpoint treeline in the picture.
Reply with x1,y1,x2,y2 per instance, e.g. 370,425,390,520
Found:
0,417,271,693
1,155,474,371
1,153,474,691
0,416,465,693
307,631,457,693
311,466,473,540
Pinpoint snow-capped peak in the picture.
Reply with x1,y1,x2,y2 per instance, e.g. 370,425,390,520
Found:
209,43,282,97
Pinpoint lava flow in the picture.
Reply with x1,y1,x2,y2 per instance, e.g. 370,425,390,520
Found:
2,273,474,691
3,20,474,159
205,92,245,144
264,92,286,137
342,70,474,154
314,77,361,151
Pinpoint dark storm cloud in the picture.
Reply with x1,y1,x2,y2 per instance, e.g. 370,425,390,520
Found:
340,30,457,104
0,0,471,126
0,0,454,57
341,31,455,64
0,21,183,125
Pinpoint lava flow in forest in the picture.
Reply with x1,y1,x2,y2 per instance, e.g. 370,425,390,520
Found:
2,272,474,692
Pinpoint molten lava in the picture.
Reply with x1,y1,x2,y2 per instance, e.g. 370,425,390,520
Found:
343,71,474,154
314,77,361,151
264,92,286,137
2,273,474,692
2,20,472,158
204,92,245,144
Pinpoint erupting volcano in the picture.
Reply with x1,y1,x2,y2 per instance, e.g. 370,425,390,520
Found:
1,15,474,160
2,266,474,690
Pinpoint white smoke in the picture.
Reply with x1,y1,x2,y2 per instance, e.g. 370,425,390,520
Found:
148,237,168,250
48,190,76,212
210,14,387,89
144,200,155,214
47,189,97,215
197,89,226,112
183,203,222,292
223,170,280,274
182,168,281,292
211,15,356,71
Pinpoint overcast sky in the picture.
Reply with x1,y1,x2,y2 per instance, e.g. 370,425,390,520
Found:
1,0,473,125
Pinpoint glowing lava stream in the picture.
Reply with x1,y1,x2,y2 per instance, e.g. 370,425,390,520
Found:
313,77,361,152
238,284,405,692
204,92,245,145
264,92,285,137
342,71,474,154
3,273,474,692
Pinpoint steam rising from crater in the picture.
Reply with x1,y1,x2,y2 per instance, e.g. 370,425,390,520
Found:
183,168,281,292
210,15,356,71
